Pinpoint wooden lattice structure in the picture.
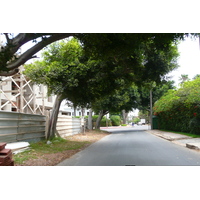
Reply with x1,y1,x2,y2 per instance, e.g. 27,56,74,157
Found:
0,68,52,115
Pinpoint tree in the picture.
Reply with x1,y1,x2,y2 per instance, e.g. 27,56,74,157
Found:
179,74,189,85
23,34,182,136
137,80,175,112
1,33,192,77
0,33,75,76
92,85,140,128
138,110,149,123
78,33,182,85
193,74,200,80
24,38,88,139
24,38,138,136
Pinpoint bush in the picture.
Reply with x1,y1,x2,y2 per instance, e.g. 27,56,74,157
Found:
154,78,200,134
133,117,140,124
121,124,127,126
92,115,99,122
189,117,200,134
110,115,121,126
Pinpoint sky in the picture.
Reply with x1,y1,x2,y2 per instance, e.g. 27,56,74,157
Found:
168,36,200,86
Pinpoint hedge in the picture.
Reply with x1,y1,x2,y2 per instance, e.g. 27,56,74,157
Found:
154,78,200,134
110,115,121,126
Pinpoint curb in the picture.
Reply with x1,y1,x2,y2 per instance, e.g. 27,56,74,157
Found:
186,143,200,150
146,130,200,151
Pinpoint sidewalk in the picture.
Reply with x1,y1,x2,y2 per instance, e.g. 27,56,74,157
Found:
146,129,200,150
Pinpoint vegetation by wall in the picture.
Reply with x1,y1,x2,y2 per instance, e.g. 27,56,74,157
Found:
153,78,200,134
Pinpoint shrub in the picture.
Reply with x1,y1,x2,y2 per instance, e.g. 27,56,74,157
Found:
154,78,200,134
92,115,99,122
189,117,200,134
133,117,140,124
110,115,121,126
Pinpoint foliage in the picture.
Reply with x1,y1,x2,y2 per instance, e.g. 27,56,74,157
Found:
189,117,200,134
1,33,186,78
138,110,149,122
92,84,140,115
91,115,111,127
133,117,140,124
78,33,182,83
92,115,99,122
137,80,175,111
23,35,181,136
179,74,189,85
100,117,111,127
0,33,74,76
110,115,121,126
154,77,200,134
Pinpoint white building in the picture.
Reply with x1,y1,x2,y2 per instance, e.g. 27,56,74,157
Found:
60,100,91,117
0,68,55,115
0,67,91,117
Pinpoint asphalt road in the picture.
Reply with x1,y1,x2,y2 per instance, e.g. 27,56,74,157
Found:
58,126,200,166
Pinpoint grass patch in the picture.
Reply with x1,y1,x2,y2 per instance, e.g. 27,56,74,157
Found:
160,129,200,138
13,136,90,165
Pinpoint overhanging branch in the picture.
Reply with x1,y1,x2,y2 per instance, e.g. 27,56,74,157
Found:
0,68,19,76
0,33,75,76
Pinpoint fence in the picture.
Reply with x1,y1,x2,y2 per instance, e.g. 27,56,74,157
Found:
0,111,85,143
56,115,84,138
0,111,46,143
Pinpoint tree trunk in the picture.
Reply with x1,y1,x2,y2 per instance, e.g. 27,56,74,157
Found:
95,110,104,129
73,106,77,117
88,108,93,130
81,107,85,117
122,110,128,124
46,94,63,140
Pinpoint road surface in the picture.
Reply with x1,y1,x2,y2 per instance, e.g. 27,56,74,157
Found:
58,126,200,166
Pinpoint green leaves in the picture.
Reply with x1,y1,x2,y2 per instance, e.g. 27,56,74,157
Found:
154,77,200,134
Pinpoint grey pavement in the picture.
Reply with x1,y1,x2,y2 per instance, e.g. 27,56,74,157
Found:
58,125,200,166
100,124,150,132
102,125,200,150
146,129,200,150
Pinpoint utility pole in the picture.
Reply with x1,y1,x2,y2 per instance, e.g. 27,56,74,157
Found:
150,89,153,130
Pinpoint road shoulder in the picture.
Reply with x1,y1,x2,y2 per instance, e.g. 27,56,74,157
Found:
146,129,200,151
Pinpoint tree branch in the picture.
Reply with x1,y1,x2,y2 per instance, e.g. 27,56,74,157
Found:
3,33,11,44
0,68,19,76
10,33,53,55
0,33,75,76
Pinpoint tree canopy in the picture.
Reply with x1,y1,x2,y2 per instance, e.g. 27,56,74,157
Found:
23,34,183,136
1,33,195,77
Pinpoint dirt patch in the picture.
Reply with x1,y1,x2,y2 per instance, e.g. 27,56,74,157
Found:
14,130,109,166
